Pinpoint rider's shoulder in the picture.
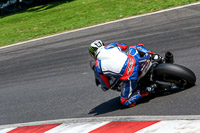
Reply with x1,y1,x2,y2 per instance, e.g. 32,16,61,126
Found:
105,42,127,48
105,42,119,49
106,42,120,46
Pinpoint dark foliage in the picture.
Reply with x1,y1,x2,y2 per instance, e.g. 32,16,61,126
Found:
0,0,73,16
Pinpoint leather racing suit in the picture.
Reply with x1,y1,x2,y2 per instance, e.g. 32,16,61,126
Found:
93,42,155,107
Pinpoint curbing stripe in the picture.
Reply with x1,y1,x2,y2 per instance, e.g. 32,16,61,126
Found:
89,121,160,133
1,120,200,133
7,123,61,133
1,115,200,129
136,120,200,133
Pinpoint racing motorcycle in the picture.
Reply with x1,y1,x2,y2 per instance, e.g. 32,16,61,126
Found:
90,51,196,95
136,51,196,94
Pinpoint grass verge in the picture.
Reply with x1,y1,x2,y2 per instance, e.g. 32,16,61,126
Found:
0,0,199,46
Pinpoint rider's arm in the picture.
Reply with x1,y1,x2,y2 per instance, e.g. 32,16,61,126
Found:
136,44,155,55
105,42,127,51
94,60,111,91
136,44,164,63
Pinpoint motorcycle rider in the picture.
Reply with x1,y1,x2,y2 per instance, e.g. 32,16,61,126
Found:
89,40,171,107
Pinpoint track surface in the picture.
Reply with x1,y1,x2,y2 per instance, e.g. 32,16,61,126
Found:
0,4,199,125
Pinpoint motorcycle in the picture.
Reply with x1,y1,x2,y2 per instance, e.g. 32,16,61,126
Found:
90,51,196,95
137,52,196,95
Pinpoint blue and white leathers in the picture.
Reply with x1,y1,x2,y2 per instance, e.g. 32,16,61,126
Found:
94,42,128,88
94,43,153,107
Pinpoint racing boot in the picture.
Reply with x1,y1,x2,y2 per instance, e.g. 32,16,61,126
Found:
121,92,142,107
165,51,174,63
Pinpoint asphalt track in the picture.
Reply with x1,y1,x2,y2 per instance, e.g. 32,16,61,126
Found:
0,3,199,126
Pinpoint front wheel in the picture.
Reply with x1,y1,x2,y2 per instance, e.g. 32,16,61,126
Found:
154,63,196,88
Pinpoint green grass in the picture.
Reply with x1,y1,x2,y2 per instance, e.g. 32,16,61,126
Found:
0,0,199,46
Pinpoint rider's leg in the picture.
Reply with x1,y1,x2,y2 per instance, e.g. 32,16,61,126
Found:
120,48,141,107
120,80,138,107
120,47,150,107
120,79,149,107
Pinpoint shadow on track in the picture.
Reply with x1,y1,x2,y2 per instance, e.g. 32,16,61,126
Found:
88,96,122,116
88,96,154,116
88,86,194,116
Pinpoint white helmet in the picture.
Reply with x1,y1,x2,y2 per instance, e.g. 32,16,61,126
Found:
89,40,105,58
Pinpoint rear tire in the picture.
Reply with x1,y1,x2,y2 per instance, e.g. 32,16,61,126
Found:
154,63,196,87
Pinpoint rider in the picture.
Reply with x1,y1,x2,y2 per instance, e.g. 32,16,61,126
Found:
89,40,165,107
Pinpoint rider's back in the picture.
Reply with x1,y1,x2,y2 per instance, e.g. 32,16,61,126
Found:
98,46,127,75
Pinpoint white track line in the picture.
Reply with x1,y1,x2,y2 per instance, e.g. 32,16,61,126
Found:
45,122,110,133
0,2,200,50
